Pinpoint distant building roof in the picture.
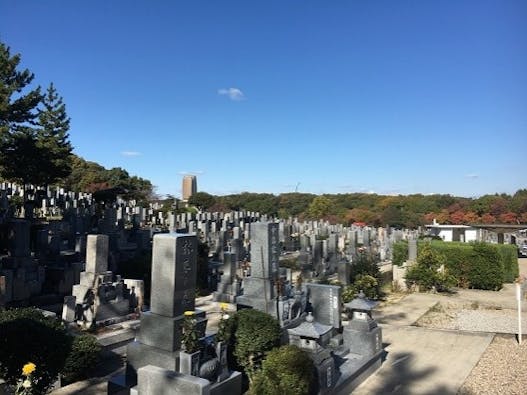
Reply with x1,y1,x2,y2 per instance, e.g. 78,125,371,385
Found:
425,224,472,229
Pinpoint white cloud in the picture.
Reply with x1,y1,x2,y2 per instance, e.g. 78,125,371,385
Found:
217,87,245,101
465,174,479,179
121,151,142,157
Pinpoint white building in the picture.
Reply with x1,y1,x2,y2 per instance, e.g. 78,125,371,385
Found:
425,220,479,242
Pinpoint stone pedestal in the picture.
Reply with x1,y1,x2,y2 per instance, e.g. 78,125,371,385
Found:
343,323,382,358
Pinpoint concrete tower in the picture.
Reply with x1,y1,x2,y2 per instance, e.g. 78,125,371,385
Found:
182,175,197,201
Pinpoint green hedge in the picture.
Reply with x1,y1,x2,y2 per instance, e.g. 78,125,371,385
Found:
393,240,519,290
428,241,473,288
496,244,519,283
468,243,503,290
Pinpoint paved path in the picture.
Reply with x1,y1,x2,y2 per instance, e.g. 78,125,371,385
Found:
352,259,527,394
352,324,493,395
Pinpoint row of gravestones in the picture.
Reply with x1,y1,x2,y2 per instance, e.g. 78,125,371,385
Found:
2,182,417,315
109,223,385,395
0,213,151,309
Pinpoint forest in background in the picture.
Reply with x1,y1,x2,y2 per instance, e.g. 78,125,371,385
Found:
188,190,527,228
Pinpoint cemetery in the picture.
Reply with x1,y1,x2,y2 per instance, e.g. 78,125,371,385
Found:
0,179,525,394
0,35,526,395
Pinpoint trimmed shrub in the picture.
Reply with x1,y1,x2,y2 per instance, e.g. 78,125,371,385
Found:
468,243,503,290
61,334,101,385
392,241,408,266
429,241,473,288
250,345,314,395
405,244,456,291
0,308,70,393
354,274,379,298
396,240,516,290
351,251,380,279
496,244,519,282
233,309,281,382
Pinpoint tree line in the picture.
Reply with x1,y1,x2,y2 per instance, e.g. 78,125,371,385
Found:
188,190,527,228
0,41,153,202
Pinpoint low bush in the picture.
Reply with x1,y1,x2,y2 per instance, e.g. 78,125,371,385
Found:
342,274,379,303
405,244,456,292
233,309,281,383
61,334,101,385
250,345,314,395
0,308,70,393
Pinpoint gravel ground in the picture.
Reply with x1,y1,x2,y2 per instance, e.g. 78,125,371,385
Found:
458,334,527,395
416,302,527,334
415,298,527,394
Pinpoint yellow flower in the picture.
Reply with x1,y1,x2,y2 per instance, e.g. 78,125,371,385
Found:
219,302,229,311
22,362,36,376
183,311,194,316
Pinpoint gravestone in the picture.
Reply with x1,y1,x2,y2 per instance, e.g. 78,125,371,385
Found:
124,233,199,385
213,252,238,303
408,238,417,262
67,234,131,328
236,222,279,315
306,283,341,329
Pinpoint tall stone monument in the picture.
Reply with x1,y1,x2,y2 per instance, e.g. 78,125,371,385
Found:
125,233,198,384
236,222,279,316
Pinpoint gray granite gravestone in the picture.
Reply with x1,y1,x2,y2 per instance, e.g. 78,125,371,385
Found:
306,283,341,329
236,222,279,315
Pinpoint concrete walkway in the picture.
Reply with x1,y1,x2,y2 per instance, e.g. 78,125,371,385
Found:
352,260,527,394
352,325,492,395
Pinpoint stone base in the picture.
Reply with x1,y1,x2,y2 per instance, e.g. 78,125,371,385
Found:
392,264,409,291
212,292,237,303
125,341,180,384
343,326,382,357
137,365,210,395
136,312,184,352
210,371,242,395
108,373,131,395
236,296,277,318
333,350,384,395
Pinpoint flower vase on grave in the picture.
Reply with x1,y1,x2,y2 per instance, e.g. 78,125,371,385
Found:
179,349,201,377
215,340,230,382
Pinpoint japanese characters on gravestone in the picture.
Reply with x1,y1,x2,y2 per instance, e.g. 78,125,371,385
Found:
125,233,200,383
236,222,279,315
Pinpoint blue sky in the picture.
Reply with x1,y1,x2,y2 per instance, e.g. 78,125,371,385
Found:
1,1,525,198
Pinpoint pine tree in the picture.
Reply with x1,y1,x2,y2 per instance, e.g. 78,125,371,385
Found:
0,42,42,136
35,83,73,186
0,42,43,186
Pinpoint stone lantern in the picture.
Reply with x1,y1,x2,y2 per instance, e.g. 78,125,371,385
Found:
342,291,382,357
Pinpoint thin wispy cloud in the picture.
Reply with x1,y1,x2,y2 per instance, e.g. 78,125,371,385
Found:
465,174,479,179
218,87,245,101
121,151,142,157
